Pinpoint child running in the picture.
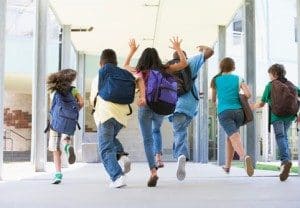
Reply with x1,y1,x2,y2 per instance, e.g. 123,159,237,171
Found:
47,69,84,184
90,49,143,188
252,64,300,181
211,57,254,177
124,37,188,187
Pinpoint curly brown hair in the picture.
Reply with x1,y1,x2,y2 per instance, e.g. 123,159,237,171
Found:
47,69,77,94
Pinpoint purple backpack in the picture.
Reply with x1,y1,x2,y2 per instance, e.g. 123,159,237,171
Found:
146,69,178,115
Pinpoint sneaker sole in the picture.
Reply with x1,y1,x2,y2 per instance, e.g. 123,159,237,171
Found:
123,160,131,174
244,156,254,177
177,156,186,181
279,162,292,182
110,184,127,189
68,146,76,164
52,180,61,185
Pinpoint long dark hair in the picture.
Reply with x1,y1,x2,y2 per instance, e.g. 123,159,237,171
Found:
268,64,287,83
210,57,235,89
136,48,167,72
47,69,77,94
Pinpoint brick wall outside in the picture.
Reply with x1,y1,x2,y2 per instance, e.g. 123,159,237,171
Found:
4,92,32,151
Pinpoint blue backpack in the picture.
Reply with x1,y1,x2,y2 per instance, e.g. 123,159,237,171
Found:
98,63,136,104
146,69,178,115
48,88,80,135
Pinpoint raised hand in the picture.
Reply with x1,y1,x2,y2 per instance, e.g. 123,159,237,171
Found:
196,45,205,52
169,36,183,51
129,39,139,53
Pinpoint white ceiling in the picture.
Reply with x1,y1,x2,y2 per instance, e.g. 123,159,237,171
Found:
5,0,243,94
50,0,243,59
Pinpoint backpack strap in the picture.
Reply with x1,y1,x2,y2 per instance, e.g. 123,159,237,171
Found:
77,122,81,130
91,92,98,115
191,76,199,101
92,70,103,115
127,105,133,116
44,120,51,133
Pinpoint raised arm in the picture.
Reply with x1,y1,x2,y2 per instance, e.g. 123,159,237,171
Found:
167,37,188,73
197,45,214,60
124,39,139,72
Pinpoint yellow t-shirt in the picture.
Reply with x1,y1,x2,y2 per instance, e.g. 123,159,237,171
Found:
90,75,132,127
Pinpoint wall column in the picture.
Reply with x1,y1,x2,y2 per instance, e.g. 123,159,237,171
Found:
198,63,209,163
244,0,257,166
74,52,86,162
217,25,227,166
0,0,7,179
31,0,48,171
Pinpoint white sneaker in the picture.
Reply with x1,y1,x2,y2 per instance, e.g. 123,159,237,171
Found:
120,155,131,174
109,175,127,188
176,155,186,181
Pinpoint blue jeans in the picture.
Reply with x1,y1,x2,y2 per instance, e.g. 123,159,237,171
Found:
218,109,244,137
138,106,164,169
170,113,193,160
153,117,163,155
98,118,124,181
272,120,292,163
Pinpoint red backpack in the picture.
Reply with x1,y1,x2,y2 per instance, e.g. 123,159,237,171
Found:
271,79,299,116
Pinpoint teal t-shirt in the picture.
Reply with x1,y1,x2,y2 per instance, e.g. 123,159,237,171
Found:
261,82,300,123
215,74,242,114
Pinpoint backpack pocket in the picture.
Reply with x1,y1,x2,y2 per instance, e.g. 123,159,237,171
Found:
105,76,135,103
99,74,136,104
158,77,178,104
59,105,79,120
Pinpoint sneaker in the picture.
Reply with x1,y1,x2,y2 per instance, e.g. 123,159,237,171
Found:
244,155,254,177
65,144,76,164
279,161,292,182
120,155,131,174
52,172,63,184
109,175,127,188
176,155,186,181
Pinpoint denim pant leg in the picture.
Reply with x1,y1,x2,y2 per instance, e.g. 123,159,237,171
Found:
98,119,123,181
138,106,156,169
283,121,292,161
152,114,164,155
172,113,192,159
114,128,126,160
273,121,291,163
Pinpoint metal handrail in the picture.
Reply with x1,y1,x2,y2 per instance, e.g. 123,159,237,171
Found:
3,129,30,162
3,131,14,161
8,129,31,141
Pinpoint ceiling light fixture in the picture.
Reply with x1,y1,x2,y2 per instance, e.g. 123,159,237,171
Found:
71,26,94,32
